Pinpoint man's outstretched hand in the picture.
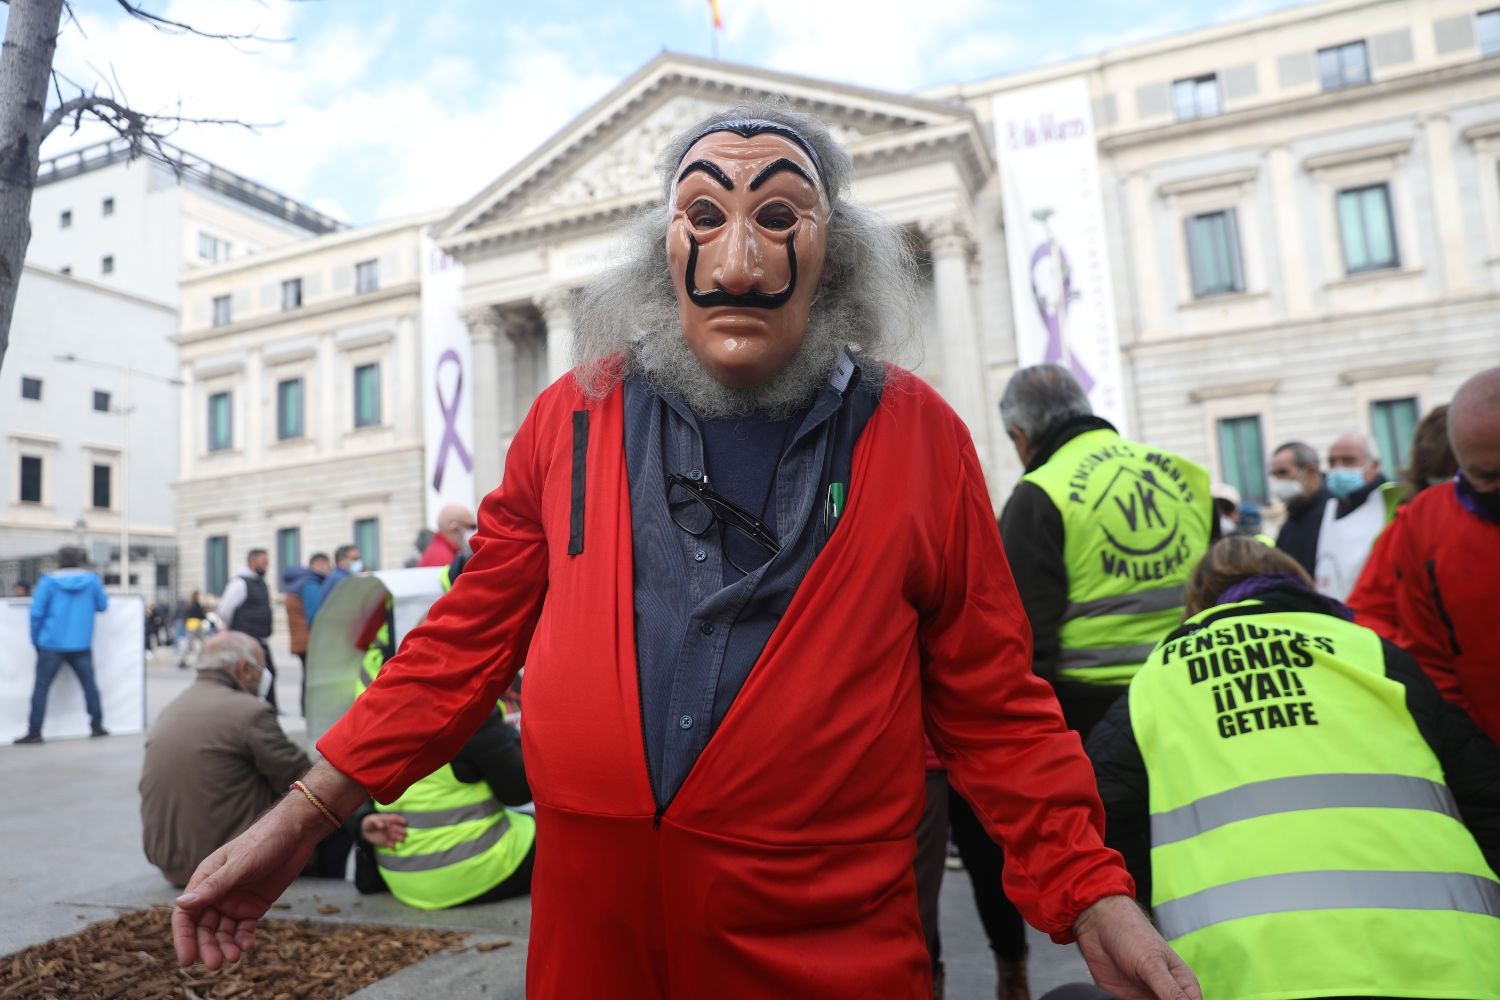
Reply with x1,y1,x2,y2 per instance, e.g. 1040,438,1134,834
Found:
173,762,368,968
1074,895,1202,1000
171,801,317,969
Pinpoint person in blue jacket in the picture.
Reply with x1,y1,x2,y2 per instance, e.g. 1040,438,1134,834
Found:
15,546,110,744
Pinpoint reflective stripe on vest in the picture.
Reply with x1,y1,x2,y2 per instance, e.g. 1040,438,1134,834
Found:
1151,772,1461,846
1023,429,1211,686
1131,603,1500,999
377,809,512,873
398,796,503,830
1154,868,1500,940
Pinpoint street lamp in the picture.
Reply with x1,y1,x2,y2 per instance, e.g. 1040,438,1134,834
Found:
55,353,183,595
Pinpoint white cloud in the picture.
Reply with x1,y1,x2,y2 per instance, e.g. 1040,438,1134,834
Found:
715,0,1021,92
43,3,620,223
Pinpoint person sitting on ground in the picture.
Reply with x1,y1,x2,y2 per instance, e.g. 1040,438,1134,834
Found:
352,707,535,910
139,632,350,887
1087,537,1500,1000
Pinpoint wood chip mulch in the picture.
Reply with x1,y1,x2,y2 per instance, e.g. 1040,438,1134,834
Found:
0,906,472,999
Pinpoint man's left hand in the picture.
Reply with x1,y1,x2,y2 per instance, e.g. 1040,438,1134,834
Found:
1074,895,1201,1000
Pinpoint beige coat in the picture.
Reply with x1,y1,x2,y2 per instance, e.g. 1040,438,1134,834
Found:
139,670,311,886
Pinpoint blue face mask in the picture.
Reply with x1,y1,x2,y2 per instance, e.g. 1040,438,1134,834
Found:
1325,467,1365,499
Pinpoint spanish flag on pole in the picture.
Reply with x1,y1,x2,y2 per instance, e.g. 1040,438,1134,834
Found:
708,0,723,30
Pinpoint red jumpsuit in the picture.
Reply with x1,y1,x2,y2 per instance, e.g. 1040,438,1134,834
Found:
319,370,1131,998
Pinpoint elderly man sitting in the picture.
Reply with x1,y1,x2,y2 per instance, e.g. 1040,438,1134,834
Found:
140,632,350,887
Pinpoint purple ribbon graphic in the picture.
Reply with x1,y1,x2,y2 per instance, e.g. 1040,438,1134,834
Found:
1029,237,1095,393
431,348,472,492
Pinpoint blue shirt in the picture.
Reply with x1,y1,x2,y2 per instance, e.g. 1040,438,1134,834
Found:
624,354,880,809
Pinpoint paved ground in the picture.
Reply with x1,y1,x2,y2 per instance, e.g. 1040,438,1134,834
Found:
0,639,1096,997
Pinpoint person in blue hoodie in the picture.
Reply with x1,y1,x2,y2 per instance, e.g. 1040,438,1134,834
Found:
16,546,110,744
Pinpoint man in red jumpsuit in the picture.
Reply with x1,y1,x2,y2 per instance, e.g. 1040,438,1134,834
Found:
1349,366,1500,744
171,105,1199,1000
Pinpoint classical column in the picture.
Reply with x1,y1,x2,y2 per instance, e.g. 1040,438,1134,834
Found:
536,288,576,384
1124,172,1164,337
1266,145,1313,315
920,215,992,461
1422,113,1472,292
464,306,505,499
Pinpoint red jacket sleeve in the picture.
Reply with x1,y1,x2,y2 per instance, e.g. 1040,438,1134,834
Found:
1348,511,1401,642
918,436,1133,943
317,396,553,803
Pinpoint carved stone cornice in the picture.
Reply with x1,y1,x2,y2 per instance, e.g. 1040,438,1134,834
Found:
919,215,976,258
535,287,578,327
462,306,504,344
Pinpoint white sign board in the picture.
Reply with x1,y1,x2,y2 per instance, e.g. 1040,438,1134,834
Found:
420,237,475,518
992,76,1127,432
0,595,146,739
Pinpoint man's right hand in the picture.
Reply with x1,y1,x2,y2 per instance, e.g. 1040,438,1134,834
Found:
171,802,316,969
172,761,368,969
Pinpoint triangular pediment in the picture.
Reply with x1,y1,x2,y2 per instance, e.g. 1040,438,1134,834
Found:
436,52,988,255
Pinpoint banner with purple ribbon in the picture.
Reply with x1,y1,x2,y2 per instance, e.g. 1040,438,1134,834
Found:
993,76,1126,432
420,237,475,521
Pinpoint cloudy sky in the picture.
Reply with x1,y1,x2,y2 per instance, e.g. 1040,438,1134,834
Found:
28,0,1307,224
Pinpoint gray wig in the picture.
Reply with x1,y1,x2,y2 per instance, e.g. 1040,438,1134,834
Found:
573,101,921,416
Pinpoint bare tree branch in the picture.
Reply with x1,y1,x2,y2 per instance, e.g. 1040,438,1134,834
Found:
40,93,269,148
114,1,290,43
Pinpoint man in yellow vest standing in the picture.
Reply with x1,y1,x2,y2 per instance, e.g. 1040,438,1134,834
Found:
997,364,1214,739
1087,538,1500,1000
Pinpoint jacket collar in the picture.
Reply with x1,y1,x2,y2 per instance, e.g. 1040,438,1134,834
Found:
1025,414,1117,473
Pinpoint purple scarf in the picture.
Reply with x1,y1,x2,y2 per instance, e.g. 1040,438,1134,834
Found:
1218,572,1355,621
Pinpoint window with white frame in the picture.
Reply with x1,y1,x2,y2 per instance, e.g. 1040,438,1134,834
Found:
1217,415,1267,505
19,454,43,504
276,527,301,578
102,197,114,216
212,295,232,327
355,259,379,294
353,363,381,428
21,376,41,401
1172,75,1221,121
198,232,231,262
91,463,112,510
1371,397,1419,475
93,390,111,413
1337,183,1400,273
205,536,229,594
1479,9,1500,58
207,391,233,452
1318,41,1369,90
281,277,303,311
277,378,305,440
353,517,380,570
1185,210,1245,297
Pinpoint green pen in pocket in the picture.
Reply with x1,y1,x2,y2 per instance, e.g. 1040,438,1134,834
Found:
825,482,847,529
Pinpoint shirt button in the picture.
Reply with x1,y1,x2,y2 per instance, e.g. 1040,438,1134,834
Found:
689,468,703,481
679,714,694,730
700,621,715,635
693,549,707,563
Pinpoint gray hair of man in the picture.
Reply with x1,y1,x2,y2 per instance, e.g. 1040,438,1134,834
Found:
196,632,265,680
1272,441,1319,470
998,364,1094,441
572,100,921,415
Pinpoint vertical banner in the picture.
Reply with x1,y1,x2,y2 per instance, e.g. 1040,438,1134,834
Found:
420,236,475,522
992,77,1127,432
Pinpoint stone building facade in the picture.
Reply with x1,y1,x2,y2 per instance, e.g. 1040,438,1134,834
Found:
436,0,1500,508
174,214,438,614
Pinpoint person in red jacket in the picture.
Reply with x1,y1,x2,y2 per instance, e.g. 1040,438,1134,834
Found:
1349,367,1500,744
170,105,1198,1000
416,504,476,568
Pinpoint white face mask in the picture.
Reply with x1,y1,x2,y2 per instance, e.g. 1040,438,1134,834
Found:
1219,516,1237,536
349,559,365,574
1269,478,1304,504
256,667,272,700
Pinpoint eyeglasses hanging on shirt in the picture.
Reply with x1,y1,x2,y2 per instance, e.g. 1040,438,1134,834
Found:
666,472,782,576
